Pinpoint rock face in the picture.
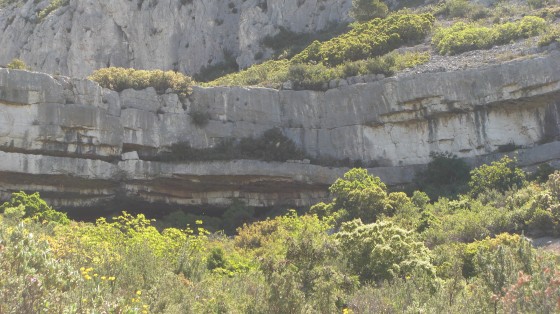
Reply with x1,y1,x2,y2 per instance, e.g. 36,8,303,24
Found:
0,52,559,210
0,0,351,78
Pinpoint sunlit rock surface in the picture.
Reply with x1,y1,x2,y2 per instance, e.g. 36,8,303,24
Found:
1,52,559,209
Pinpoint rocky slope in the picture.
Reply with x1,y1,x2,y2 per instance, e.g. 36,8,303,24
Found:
0,0,351,78
1,52,559,210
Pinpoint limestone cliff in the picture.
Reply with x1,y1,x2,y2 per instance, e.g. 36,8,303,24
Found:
0,52,559,209
0,0,351,78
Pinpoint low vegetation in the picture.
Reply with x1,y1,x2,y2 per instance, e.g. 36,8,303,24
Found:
6,58,28,70
204,0,556,90
433,16,547,55
38,0,69,21
151,128,305,162
207,13,434,89
292,13,434,66
539,24,560,47
208,51,429,90
2,157,560,312
89,67,193,97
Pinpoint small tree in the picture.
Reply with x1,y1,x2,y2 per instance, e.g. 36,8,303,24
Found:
0,191,69,224
469,156,526,197
351,0,388,23
328,168,391,223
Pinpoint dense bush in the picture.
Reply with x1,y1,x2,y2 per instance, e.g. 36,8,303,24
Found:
293,13,434,66
208,59,290,88
0,191,69,224
286,63,336,90
206,13,433,89
6,58,28,70
415,152,470,200
336,219,435,283
2,163,560,312
89,67,193,96
433,16,547,55
538,25,560,47
469,156,526,197
310,168,416,224
189,109,210,127
209,51,428,90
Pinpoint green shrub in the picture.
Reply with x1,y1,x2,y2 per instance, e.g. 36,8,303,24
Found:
38,0,69,20
207,59,290,88
538,25,560,47
328,168,392,223
336,219,435,283
351,0,389,22
155,128,305,162
238,128,305,161
432,22,496,55
207,14,433,89
433,16,547,55
208,50,427,90
286,63,336,90
415,152,470,200
89,67,193,97
6,58,28,70
546,170,560,199
313,168,417,224
294,13,434,66
260,217,356,313
0,191,69,225
189,110,210,127
469,156,526,197
221,199,255,234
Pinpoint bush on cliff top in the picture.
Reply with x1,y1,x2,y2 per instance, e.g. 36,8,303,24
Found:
208,51,429,90
433,16,547,55
292,13,434,66
6,58,28,70
207,13,434,89
89,67,193,96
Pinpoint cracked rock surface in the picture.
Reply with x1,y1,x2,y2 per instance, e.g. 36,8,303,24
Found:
0,0,351,77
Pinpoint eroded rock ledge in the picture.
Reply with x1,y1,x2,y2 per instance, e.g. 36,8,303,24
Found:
1,52,559,210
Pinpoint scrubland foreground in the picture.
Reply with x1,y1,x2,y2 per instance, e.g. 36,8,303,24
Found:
1,156,560,313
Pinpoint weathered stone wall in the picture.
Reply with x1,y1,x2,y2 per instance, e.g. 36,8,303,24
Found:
0,0,351,77
0,52,559,209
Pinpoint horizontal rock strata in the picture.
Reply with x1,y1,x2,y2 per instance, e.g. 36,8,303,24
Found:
0,52,559,209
